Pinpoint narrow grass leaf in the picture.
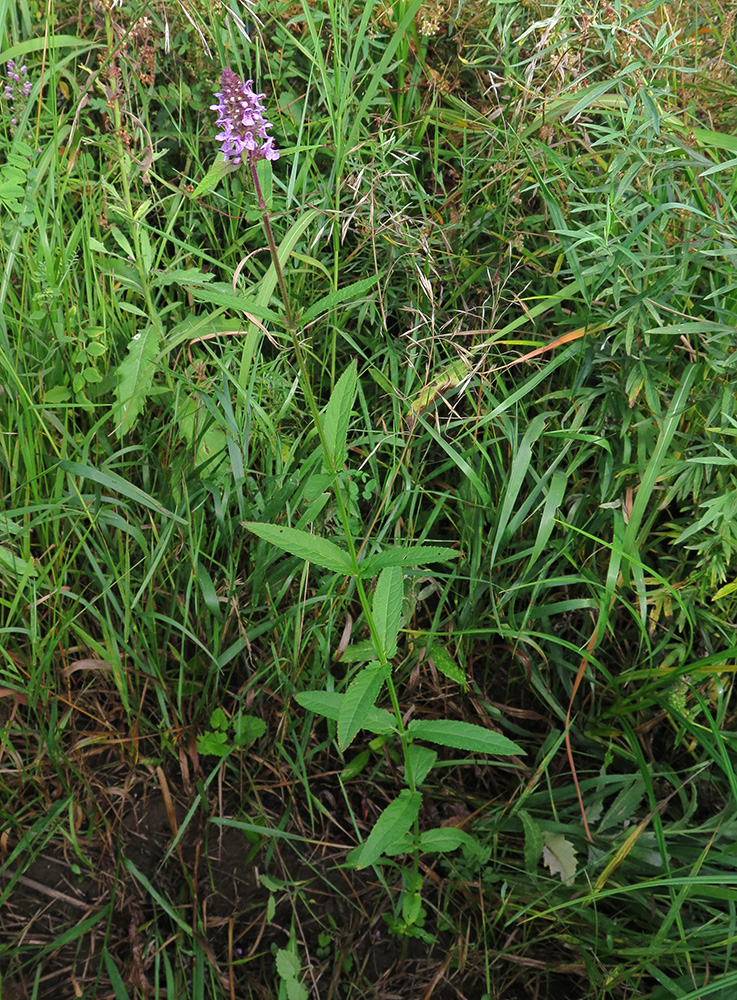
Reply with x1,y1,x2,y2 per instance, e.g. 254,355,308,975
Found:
415,415,491,505
60,460,184,522
103,948,131,1000
113,325,159,438
349,790,422,869
621,364,698,583
321,360,357,471
561,79,623,121
490,407,551,568
124,858,194,935
243,522,353,575
346,0,424,153
338,662,389,749
526,469,567,572
371,565,403,659
407,719,523,756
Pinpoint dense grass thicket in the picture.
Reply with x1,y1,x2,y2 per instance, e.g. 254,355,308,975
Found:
1,0,737,997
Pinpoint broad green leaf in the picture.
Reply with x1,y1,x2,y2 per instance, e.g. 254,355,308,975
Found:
519,809,544,873
418,827,484,856
300,275,380,327
286,979,308,1000
598,776,646,834
341,750,370,781
401,869,423,925
109,225,134,259
89,235,111,254
60,460,185,522
151,267,215,289
275,949,301,981
347,790,422,869
197,730,229,757
295,691,396,735
113,326,159,438
233,714,267,746
0,545,37,578
176,393,227,473
404,744,437,787
542,831,578,884
321,360,357,472
340,639,377,662
210,707,228,731
338,662,389,750
372,565,404,659
243,522,353,575
407,719,523,756
361,545,460,576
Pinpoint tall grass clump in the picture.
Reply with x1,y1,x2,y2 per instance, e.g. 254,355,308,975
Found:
1,0,736,997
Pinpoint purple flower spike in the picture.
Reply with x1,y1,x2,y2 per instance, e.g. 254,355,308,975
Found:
210,68,280,167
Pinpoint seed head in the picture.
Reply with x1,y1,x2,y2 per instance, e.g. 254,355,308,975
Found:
210,68,279,166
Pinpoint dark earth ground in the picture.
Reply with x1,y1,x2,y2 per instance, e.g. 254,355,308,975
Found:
0,654,594,999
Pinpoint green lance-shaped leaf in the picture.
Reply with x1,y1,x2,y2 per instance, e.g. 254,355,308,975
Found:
372,565,404,660
418,827,485,857
415,635,465,689
404,744,437,787
321,360,357,472
176,393,227,472
338,662,390,750
295,691,396,735
190,156,235,198
407,719,523,756
300,275,380,327
360,545,460,576
347,790,422,870
243,522,353,575
60,461,184,522
113,325,159,438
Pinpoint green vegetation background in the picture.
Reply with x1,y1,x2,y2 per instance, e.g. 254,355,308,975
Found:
1,0,737,997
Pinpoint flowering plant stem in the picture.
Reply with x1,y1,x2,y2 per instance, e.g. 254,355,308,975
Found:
252,166,416,798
